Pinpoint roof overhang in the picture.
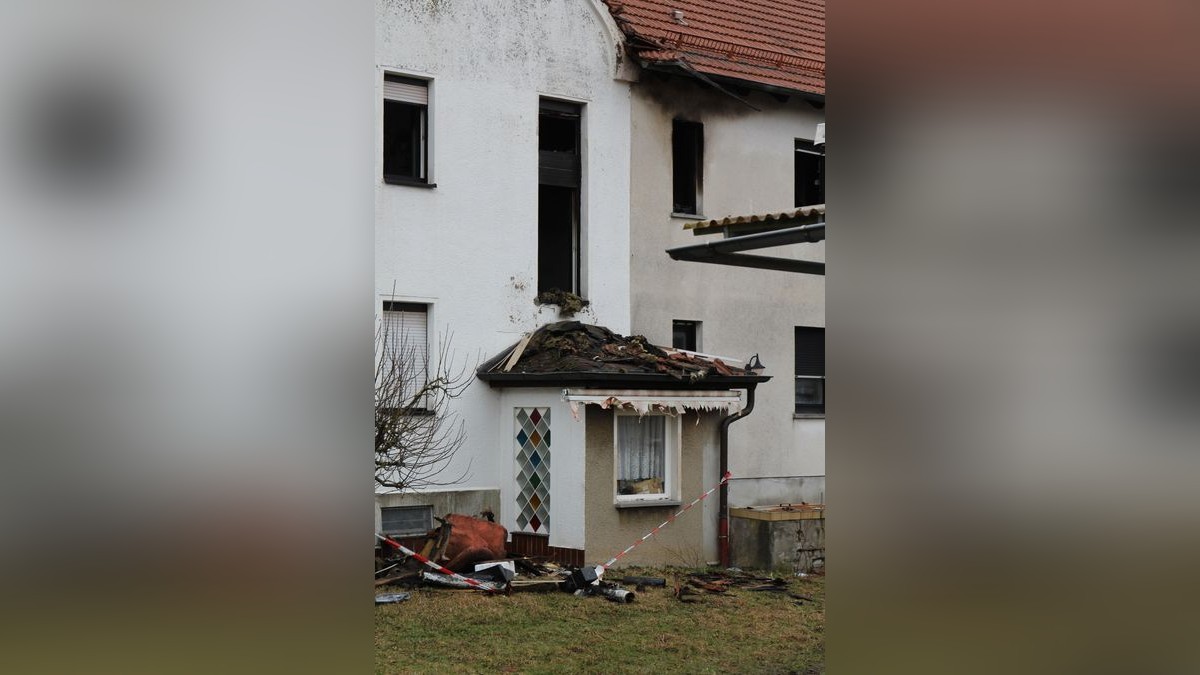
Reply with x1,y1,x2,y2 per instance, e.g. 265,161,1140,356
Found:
477,370,769,389
562,388,745,418
666,222,826,275
639,61,824,109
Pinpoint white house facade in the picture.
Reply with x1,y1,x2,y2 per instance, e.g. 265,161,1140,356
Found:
375,0,826,568
374,0,634,555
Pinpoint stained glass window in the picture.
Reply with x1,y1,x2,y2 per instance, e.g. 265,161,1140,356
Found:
515,407,551,533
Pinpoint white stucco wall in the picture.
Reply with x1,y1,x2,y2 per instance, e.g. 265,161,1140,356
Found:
374,1,631,519
627,76,826,506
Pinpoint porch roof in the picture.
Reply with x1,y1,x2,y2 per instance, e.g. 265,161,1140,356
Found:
477,321,770,389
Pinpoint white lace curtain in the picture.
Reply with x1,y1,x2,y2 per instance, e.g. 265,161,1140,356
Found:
617,415,666,482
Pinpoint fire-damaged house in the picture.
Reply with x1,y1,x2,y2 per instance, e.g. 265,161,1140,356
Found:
374,0,824,571
476,321,768,566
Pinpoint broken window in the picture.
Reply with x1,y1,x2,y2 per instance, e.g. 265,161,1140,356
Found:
383,75,429,185
615,413,679,504
381,505,433,537
672,320,700,352
672,119,703,215
380,301,429,409
795,139,824,206
538,99,582,296
794,326,825,414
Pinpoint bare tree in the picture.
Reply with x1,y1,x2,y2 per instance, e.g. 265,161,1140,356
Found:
375,315,472,492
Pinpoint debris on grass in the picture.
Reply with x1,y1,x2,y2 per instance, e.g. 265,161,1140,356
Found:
379,523,805,608
620,576,666,588
374,593,411,605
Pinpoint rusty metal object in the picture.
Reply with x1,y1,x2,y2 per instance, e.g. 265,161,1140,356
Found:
436,514,508,572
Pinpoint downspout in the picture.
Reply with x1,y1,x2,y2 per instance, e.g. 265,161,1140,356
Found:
718,384,757,567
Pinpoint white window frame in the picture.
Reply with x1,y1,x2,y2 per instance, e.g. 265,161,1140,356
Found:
378,299,433,411
612,411,681,507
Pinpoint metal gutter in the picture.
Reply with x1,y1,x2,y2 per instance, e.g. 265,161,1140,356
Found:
718,384,756,567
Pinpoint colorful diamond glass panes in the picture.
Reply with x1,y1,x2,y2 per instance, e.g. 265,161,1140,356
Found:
515,407,550,533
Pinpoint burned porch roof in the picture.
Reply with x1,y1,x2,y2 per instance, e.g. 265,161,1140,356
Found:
477,321,769,388
604,0,825,98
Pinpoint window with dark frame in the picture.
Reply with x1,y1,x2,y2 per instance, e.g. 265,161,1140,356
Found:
380,505,433,536
795,139,825,207
537,99,582,296
383,75,429,185
672,320,700,352
672,119,703,215
794,326,825,414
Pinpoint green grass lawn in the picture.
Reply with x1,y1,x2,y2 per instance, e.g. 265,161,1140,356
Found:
375,568,824,674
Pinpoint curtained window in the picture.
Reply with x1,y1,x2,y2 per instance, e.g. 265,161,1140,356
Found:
615,414,678,502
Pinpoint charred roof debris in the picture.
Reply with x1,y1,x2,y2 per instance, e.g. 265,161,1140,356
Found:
478,320,764,385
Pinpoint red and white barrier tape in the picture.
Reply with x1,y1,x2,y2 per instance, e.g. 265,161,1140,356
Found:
600,471,731,570
375,533,506,593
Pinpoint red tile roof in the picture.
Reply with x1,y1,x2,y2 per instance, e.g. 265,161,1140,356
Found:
604,0,824,96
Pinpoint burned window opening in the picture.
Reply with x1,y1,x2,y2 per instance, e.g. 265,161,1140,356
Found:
538,99,582,296
537,185,579,296
795,139,824,207
539,116,579,153
672,119,703,215
673,320,700,352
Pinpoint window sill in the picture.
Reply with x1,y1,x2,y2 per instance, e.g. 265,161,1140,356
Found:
383,176,436,188
671,212,706,220
614,498,681,509
794,413,826,419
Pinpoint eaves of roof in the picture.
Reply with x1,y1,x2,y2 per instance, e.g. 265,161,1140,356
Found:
686,204,826,236
477,370,770,389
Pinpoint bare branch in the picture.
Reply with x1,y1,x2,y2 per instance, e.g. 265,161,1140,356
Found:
375,311,475,493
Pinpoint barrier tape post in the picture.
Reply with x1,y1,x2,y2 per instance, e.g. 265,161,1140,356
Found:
600,471,731,570
376,533,506,593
